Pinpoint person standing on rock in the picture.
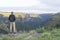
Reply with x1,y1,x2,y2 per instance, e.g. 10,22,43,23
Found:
9,12,16,33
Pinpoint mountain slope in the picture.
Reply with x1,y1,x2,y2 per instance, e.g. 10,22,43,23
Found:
15,14,53,31
42,13,60,29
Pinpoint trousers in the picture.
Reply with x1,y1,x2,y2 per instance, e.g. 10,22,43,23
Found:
10,22,16,32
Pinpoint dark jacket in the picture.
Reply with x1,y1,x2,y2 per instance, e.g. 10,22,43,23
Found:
9,15,16,22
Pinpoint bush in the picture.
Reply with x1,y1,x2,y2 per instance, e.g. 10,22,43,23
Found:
29,30,36,35
36,27,46,33
30,28,60,40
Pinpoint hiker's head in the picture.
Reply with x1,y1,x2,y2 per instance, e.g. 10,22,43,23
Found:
11,12,14,15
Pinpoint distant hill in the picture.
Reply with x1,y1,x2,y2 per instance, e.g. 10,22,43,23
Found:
42,13,60,29
39,14,53,23
0,12,40,18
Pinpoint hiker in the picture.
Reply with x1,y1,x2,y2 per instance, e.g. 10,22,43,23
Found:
9,12,16,33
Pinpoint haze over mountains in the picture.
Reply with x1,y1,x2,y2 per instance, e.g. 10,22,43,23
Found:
0,12,40,18
0,12,55,17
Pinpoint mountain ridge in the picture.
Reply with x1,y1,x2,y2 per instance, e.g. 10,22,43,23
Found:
0,12,40,18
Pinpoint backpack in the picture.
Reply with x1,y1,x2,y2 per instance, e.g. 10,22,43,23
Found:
9,15,16,22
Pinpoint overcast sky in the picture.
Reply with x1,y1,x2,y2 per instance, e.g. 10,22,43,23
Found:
0,0,60,14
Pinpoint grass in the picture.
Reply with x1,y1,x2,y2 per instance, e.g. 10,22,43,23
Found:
0,28,60,40
30,28,60,40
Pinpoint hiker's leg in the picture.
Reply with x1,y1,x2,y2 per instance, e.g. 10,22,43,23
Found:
13,22,16,32
10,22,13,32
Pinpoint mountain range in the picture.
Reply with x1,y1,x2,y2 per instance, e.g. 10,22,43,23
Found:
0,12,60,31
0,12,40,18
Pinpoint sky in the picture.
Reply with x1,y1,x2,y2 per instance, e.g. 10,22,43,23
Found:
0,0,60,14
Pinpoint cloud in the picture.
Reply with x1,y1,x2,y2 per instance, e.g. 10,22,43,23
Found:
0,0,60,13
0,0,48,13
0,0,40,7
41,0,60,6
40,0,60,12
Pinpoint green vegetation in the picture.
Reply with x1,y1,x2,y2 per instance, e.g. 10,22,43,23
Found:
0,28,60,40
0,21,9,34
36,27,47,33
30,28,60,40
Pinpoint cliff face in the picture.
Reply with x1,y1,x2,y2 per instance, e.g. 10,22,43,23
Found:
0,12,40,18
